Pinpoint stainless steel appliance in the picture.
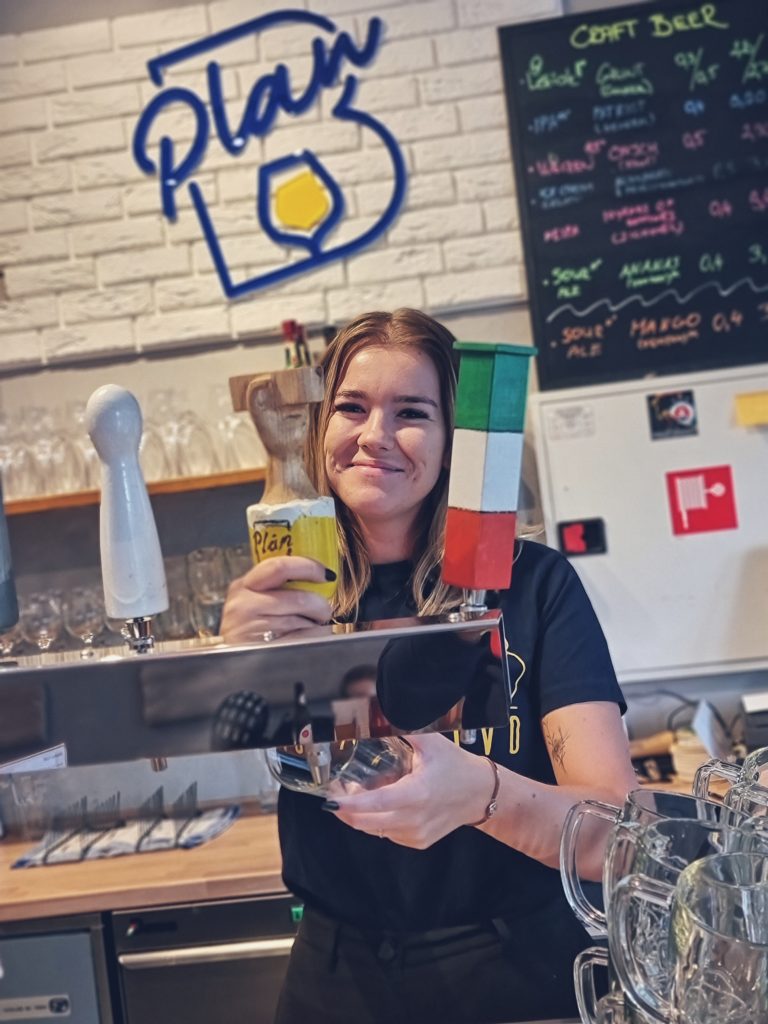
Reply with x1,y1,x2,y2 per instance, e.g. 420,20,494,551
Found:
0,913,114,1024
112,893,302,1024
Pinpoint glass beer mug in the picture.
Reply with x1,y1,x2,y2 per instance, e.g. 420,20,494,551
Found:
610,852,768,1024
560,788,743,936
694,744,768,801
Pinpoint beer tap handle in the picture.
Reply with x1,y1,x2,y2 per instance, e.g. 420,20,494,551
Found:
441,342,536,617
0,472,18,633
441,343,535,743
85,385,168,652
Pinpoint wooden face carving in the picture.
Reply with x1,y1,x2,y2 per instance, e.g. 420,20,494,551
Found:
247,377,310,460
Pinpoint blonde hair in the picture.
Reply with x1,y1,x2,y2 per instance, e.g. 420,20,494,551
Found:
306,308,464,620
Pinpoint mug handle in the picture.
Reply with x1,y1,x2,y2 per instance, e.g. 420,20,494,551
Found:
573,944,609,1024
693,757,740,800
609,873,674,1024
560,799,619,934
603,820,642,928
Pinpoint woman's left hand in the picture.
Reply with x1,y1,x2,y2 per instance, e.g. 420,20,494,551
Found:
327,734,496,849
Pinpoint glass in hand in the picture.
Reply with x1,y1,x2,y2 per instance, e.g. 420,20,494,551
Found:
266,737,412,796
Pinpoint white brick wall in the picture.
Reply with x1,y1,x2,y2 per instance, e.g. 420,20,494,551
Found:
0,0,562,369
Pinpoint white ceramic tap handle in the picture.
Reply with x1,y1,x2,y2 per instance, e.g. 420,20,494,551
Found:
85,384,168,620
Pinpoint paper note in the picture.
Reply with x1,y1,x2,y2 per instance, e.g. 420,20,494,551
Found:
735,391,768,427
0,743,67,774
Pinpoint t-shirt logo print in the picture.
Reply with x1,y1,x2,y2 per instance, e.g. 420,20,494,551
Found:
454,646,526,756
506,645,526,702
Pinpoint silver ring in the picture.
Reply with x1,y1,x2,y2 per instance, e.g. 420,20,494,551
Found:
259,630,275,643
377,828,384,840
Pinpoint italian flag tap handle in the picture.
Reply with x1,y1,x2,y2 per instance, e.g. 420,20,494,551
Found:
442,342,536,596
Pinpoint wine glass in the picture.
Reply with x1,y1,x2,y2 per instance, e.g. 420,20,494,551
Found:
146,388,183,477
224,543,253,582
187,547,228,639
139,419,172,483
26,405,86,495
103,615,129,646
156,592,194,641
147,389,219,478
19,592,63,652
208,384,266,471
0,414,41,500
63,586,106,657
65,400,100,490
176,407,220,477
0,621,21,657
186,547,229,604
190,595,223,638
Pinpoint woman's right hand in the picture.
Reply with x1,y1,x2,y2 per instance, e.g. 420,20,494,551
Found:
220,556,334,643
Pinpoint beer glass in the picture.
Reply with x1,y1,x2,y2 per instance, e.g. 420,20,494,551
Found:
560,788,739,935
266,737,413,796
63,585,106,656
186,547,228,638
611,852,768,1024
19,591,63,652
611,817,768,1007
694,744,768,800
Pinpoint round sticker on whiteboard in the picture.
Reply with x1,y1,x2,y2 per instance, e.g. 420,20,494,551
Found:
668,399,696,426
647,390,698,439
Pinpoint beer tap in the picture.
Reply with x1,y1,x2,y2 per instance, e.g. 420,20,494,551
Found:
441,342,535,740
442,342,536,615
0,471,19,636
85,385,168,655
229,363,337,602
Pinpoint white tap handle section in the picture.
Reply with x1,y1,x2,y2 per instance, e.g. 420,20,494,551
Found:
85,385,168,620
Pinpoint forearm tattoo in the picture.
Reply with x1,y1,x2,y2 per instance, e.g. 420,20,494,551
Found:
544,723,569,771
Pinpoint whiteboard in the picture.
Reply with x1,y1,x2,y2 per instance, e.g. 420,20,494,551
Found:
529,365,768,683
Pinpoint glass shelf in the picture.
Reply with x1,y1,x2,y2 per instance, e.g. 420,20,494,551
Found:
6,468,267,516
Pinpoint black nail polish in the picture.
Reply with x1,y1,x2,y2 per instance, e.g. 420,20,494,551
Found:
321,800,340,811
324,568,337,582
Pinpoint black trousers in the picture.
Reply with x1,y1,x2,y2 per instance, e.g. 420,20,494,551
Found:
274,896,594,1024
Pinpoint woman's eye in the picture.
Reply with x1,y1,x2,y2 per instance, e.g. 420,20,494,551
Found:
333,402,364,414
398,408,430,420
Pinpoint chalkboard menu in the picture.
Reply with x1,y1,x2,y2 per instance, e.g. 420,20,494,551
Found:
499,0,768,390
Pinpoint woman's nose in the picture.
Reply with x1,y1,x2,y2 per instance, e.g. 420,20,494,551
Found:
358,411,393,450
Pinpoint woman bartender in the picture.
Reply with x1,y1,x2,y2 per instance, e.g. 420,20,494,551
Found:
221,308,637,1024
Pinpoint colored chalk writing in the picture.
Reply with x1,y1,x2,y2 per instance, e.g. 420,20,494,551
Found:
499,0,768,389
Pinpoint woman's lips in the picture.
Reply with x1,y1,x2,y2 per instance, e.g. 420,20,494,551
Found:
350,462,402,474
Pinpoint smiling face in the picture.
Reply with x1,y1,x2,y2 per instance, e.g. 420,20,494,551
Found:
323,344,448,556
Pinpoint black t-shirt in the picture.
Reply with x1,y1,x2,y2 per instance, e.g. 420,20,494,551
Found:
278,539,625,931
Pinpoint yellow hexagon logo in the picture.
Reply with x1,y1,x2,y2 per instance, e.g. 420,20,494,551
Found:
274,170,330,231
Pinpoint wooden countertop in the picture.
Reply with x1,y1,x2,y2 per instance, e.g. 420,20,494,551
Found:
0,812,284,923
0,776,719,925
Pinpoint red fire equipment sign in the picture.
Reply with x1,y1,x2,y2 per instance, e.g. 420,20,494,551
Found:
666,465,738,536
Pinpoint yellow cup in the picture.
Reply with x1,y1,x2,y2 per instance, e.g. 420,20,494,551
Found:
246,497,338,601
